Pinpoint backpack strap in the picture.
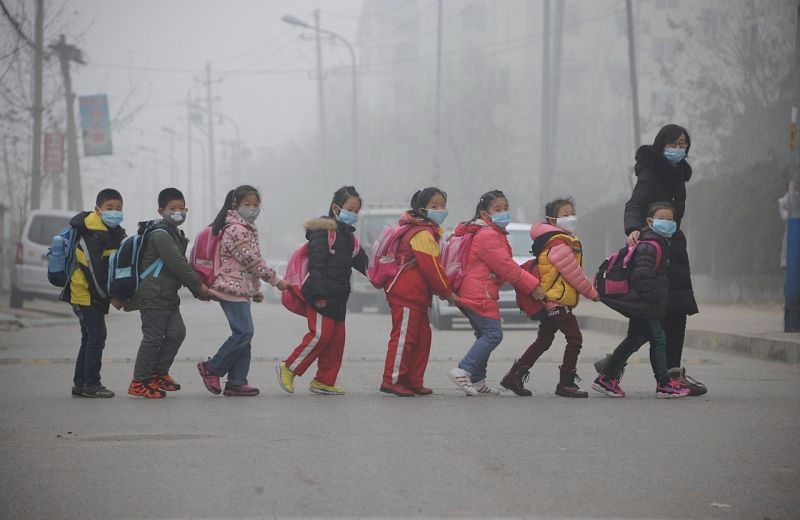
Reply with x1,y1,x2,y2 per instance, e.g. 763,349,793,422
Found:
78,237,108,300
638,239,663,269
327,229,361,257
140,258,164,280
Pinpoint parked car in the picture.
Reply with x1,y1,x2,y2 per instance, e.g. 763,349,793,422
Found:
348,206,406,313
10,209,75,308
430,222,532,330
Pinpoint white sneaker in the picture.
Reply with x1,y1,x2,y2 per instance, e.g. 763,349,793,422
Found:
448,367,478,396
473,379,501,395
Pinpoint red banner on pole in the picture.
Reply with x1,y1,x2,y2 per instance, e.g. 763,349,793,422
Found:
43,132,65,175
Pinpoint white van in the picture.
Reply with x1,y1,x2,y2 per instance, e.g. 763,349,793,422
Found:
429,222,532,329
10,209,75,308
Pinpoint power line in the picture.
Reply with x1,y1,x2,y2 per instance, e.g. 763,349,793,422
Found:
321,0,417,20
212,27,295,63
358,1,480,49
357,0,438,47
0,0,37,50
87,61,312,76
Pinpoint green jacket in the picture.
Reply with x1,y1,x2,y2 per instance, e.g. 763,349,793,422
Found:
124,220,203,311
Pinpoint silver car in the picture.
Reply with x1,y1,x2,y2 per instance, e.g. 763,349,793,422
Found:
430,222,532,330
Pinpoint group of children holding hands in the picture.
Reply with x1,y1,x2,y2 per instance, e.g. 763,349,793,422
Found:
63,182,699,401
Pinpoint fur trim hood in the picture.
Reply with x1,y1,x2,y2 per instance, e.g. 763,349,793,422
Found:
634,145,692,182
304,216,338,231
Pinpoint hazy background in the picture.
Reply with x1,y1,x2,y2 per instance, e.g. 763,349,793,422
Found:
1,0,796,304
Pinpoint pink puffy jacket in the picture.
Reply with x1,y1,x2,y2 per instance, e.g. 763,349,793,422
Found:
210,211,281,301
531,222,598,309
454,219,539,320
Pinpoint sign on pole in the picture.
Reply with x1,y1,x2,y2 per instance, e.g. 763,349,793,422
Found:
78,94,113,156
43,132,65,175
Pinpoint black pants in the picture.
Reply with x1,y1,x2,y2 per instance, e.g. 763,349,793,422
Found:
73,305,107,387
604,318,670,386
662,311,687,369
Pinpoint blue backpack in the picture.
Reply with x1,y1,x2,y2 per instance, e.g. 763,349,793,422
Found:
107,222,169,300
47,226,79,287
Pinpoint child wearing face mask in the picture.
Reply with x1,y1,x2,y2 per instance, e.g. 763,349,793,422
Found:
592,202,690,399
276,186,369,396
125,188,210,398
63,188,127,398
379,187,460,397
196,185,287,397
501,197,599,398
448,190,544,396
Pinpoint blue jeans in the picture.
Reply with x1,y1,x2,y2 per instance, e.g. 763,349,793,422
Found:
209,301,254,385
604,318,670,385
72,305,107,387
458,306,504,382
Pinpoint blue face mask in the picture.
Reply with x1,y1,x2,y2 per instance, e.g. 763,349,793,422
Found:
425,209,448,225
101,210,123,228
336,208,358,226
650,219,677,238
664,147,686,164
490,211,512,229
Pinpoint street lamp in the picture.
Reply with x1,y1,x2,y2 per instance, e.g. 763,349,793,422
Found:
282,13,359,186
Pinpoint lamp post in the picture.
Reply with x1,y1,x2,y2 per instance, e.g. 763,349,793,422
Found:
282,14,359,186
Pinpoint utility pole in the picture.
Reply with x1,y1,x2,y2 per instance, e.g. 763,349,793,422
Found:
785,1,800,332
186,91,193,218
549,0,564,169
163,127,176,186
29,0,43,210
202,62,217,219
313,9,326,146
625,0,642,152
51,35,84,210
433,0,443,187
540,0,552,206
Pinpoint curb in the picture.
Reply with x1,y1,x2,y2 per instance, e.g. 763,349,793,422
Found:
576,315,800,366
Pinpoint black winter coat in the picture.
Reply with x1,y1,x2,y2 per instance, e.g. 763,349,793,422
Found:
623,145,699,315
301,216,368,322
60,211,126,312
601,227,670,321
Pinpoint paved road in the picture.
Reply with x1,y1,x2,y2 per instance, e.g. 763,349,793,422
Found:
0,297,798,519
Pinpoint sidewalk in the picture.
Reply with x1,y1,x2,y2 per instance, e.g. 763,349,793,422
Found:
575,302,800,365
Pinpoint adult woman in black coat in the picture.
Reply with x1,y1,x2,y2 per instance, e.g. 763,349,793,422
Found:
597,124,707,396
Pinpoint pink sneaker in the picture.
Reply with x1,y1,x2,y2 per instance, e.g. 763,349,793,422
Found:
656,379,690,399
197,360,221,395
223,383,259,397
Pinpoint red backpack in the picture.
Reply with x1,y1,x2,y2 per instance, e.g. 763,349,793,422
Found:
190,225,224,286
281,230,360,316
439,228,485,292
366,223,419,291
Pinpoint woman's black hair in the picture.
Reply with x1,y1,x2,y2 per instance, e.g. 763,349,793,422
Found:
211,184,261,235
409,187,447,220
328,185,362,217
544,197,575,219
467,189,506,223
653,124,691,157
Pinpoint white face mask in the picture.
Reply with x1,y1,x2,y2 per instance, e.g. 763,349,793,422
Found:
555,215,577,233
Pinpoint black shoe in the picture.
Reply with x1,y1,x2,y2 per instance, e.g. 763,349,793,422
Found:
71,385,83,397
82,384,115,398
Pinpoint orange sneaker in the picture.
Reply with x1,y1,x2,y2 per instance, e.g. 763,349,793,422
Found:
151,373,181,391
128,380,166,398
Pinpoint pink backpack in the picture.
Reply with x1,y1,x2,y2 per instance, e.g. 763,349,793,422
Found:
190,225,223,286
366,224,418,291
281,230,360,316
439,228,483,292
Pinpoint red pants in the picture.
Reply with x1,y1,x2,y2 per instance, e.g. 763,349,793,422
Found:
382,304,432,387
285,306,346,387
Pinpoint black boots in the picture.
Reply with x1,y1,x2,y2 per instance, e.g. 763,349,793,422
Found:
500,359,532,396
555,365,588,398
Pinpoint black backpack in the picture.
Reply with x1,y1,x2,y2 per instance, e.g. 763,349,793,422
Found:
107,221,173,301
594,240,663,299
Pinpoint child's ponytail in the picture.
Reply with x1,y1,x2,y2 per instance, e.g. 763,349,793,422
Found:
465,189,506,224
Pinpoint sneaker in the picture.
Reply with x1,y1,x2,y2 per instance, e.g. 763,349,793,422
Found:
591,375,625,398
151,373,181,392
127,380,165,399
71,385,83,397
197,360,221,395
309,379,345,395
656,379,690,399
594,354,626,381
409,386,433,396
448,367,479,396
668,367,707,396
472,379,501,395
380,382,415,397
275,362,295,394
82,384,115,398
223,383,260,396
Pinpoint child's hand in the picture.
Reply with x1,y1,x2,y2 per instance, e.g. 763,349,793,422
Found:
197,284,211,300
253,293,264,303
276,280,287,291
315,299,327,308
531,287,547,301
592,295,600,302
627,230,640,247
111,297,125,310
446,293,460,306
